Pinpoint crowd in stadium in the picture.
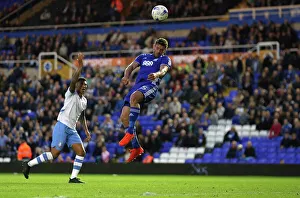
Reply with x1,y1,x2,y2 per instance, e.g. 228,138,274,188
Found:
1,0,300,28
0,20,298,66
0,0,299,164
0,42,299,162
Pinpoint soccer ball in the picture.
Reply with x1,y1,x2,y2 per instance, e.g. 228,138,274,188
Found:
151,5,168,21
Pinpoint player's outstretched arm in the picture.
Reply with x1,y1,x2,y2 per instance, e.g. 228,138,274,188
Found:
70,53,84,93
79,111,91,142
121,61,140,85
147,65,169,81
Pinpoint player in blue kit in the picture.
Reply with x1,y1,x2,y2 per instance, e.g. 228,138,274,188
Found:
22,53,91,183
119,38,171,162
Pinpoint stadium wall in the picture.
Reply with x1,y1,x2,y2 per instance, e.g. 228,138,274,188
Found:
1,162,300,176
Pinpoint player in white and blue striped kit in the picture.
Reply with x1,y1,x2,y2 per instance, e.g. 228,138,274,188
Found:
22,53,91,183
119,38,171,162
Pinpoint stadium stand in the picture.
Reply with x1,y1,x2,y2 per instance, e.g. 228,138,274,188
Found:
0,1,299,165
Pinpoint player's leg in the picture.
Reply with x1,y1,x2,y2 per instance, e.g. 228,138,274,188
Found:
120,104,130,127
120,105,142,150
23,122,65,179
68,131,86,183
119,90,144,146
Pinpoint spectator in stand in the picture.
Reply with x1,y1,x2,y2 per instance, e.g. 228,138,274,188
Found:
197,128,206,147
258,110,273,130
148,130,162,155
223,127,240,143
17,139,32,161
93,141,104,163
0,130,9,157
282,118,293,134
186,131,198,147
160,125,172,143
281,133,291,149
289,133,300,148
224,103,235,119
269,119,282,139
101,146,110,163
169,97,182,116
293,119,300,140
243,141,256,159
100,114,114,133
175,129,188,147
226,140,238,159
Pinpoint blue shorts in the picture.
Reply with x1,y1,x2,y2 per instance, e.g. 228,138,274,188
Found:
124,83,158,107
51,121,82,151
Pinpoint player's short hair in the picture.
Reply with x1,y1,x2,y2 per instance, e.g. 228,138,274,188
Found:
77,77,87,83
155,38,168,49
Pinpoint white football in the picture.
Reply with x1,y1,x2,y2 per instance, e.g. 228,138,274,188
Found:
151,5,168,21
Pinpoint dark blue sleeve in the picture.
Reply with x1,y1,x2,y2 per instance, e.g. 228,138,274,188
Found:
161,56,171,68
134,54,143,65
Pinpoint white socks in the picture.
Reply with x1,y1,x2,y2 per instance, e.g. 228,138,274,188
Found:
28,152,54,167
70,155,84,179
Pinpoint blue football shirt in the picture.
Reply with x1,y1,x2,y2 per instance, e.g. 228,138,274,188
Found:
134,53,171,86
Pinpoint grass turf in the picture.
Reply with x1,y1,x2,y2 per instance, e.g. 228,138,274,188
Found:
0,174,299,198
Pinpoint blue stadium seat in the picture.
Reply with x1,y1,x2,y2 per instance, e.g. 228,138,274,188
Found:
213,148,222,153
229,90,238,98
232,115,240,125
172,137,178,143
257,159,267,164
284,158,295,164
203,153,212,160
278,153,286,159
186,159,195,164
116,145,125,155
87,141,96,154
220,159,230,163
229,159,238,163
212,153,221,158
119,157,125,163
287,148,296,153
268,147,276,153
160,147,171,153
203,158,212,163
285,153,295,159
267,153,276,159
106,143,117,148
247,158,257,164
153,152,160,159
163,142,173,148
108,148,116,156
212,158,221,163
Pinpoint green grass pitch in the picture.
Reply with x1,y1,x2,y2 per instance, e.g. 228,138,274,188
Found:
0,174,300,198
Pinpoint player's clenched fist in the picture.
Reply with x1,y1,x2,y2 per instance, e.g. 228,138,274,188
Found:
147,73,158,81
121,77,129,85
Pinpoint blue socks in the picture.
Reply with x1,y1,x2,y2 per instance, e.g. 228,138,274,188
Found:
128,107,140,134
131,127,141,149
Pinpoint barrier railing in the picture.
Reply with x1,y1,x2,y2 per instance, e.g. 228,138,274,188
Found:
69,44,257,61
